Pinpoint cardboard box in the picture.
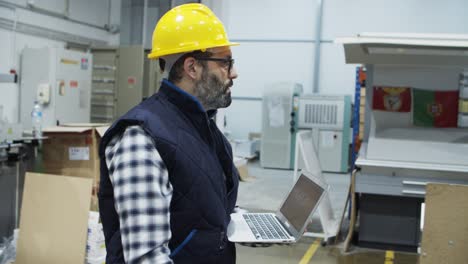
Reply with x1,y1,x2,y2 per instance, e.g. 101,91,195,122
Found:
42,124,108,211
15,173,107,264
16,173,93,264
248,132,261,141
232,139,260,159
42,124,108,184
420,183,468,264
234,157,254,182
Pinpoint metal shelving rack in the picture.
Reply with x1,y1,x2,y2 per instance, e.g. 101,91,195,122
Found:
351,67,366,170
90,48,119,123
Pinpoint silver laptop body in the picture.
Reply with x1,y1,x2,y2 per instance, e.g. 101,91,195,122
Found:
227,170,327,243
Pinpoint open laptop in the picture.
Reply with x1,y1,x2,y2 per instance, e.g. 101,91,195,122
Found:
227,170,327,243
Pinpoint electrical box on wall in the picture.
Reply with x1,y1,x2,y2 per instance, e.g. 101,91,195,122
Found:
20,47,92,129
36,83,51,104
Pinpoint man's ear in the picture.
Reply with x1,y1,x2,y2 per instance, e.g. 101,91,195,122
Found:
183,57,199,79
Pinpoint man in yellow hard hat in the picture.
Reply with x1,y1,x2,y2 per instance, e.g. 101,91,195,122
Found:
98,3,240,264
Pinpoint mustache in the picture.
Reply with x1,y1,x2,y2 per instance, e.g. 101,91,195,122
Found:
225,80,233,88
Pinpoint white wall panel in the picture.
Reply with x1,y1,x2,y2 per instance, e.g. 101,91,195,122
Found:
0,82,18,123
16,8,110,42
0,30,64,122
108,0,122,45
30,0,66,13
226,0,316,40
219,0,468,139
0,28,18,123
0,5,15,20
318,43,357,98
110,0,121,26
224,100,262,140
220,0,318,139
232,42,315,98
69,0,110,27
2,0,27,5
0,1,121,123
322,0,468,40
3,0,116,29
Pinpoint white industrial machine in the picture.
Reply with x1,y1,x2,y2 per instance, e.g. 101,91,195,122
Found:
290,95,352,243
20,47,92,129
260,82,303,169
261,83,351,173
296,95,351,173
337,33,468,251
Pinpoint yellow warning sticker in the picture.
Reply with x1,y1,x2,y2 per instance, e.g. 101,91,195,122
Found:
60,58,79,65
459,99,468,113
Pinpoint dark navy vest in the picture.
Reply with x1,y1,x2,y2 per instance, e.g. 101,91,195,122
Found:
98,79,239,264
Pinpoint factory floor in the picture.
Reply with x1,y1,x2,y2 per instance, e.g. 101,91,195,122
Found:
237,239,419,264
235,160,419,264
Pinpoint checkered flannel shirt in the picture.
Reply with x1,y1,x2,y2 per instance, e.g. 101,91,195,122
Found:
105,125,173,264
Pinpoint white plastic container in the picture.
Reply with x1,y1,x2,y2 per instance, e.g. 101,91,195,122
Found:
460,86,468,99
458,114,468,127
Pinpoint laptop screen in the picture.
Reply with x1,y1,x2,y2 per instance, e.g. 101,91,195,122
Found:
279,174,324,231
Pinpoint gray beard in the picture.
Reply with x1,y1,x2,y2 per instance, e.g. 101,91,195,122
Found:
194,70,232,110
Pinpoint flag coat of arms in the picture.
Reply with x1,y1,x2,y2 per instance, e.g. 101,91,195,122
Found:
413,89,459,127
373,86,411,112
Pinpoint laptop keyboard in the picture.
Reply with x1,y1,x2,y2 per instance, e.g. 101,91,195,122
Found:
243,214,290,240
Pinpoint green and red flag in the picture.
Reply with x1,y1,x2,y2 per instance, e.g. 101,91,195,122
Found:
373,86,411,112
413,89,459,127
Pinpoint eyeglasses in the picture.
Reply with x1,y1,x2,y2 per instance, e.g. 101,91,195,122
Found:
194,57,235,75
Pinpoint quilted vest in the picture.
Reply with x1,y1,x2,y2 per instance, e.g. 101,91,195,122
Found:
98,79,239,263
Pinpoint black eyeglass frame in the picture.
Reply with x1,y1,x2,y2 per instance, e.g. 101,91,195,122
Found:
193,56,235,74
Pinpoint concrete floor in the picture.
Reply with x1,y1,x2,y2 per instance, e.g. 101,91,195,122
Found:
235,160,419,264
237,239,419,264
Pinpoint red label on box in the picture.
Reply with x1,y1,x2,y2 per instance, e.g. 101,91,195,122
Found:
70,80,78,88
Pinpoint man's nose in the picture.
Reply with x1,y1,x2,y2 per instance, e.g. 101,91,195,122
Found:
229,65,238,79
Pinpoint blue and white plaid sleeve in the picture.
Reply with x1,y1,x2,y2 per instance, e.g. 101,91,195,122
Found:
105,125,173,264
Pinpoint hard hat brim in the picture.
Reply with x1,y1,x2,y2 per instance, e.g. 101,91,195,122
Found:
147,42,240,60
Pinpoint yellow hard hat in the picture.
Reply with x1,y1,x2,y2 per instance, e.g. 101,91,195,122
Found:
147,3,239,59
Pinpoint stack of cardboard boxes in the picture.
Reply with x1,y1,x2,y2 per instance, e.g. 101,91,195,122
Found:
42,124,108,211
28,124,110,263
